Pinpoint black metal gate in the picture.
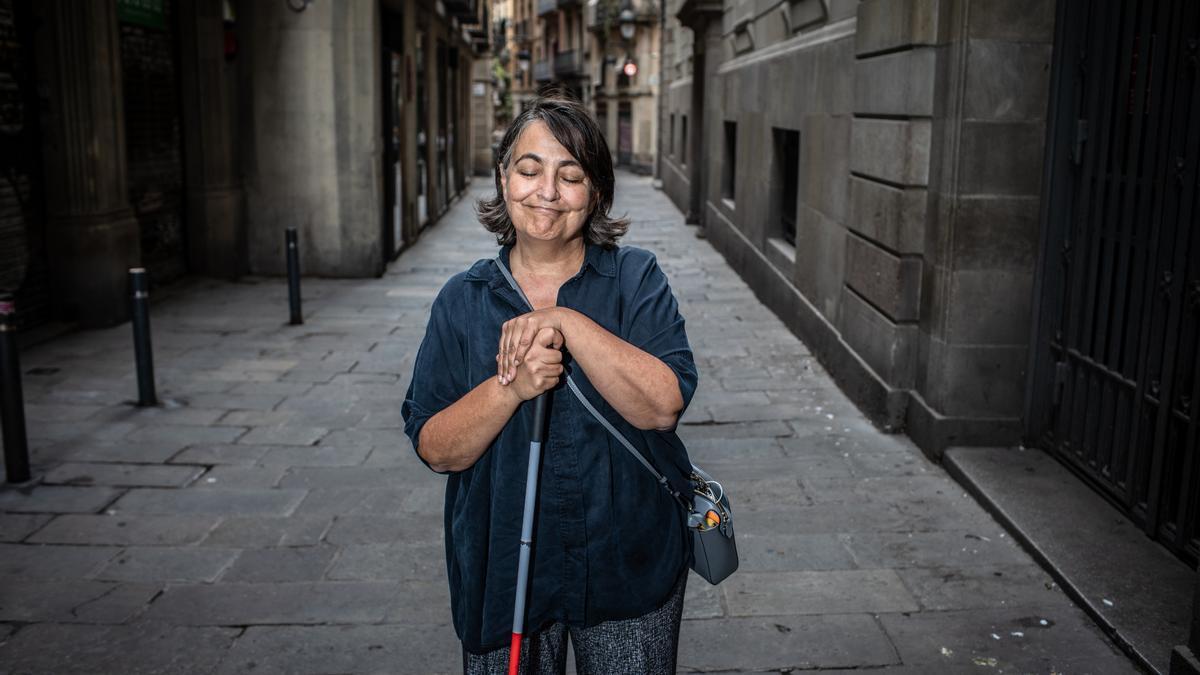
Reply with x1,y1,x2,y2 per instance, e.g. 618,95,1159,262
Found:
1028,0,1200,563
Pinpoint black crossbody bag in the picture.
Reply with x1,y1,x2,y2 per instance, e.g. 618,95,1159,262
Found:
494,255,738,585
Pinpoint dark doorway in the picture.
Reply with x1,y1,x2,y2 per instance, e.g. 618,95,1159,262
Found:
1028,0,1200,563
381,8,404,260
0,0,50,329
416,29,429,227
119,0,187,286
437,39,449,216
617,101,632,165
773,127,799,246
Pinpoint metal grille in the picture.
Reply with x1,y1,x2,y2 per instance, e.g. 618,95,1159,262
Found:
120,1,187,287
1029,0,1200,562
0,0,50,329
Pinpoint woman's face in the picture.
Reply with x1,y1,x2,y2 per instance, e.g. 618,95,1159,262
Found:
500,120,593,246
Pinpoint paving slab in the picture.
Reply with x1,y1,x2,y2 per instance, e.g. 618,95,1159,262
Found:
39,438,191,463
877,605,1138,673
220,545,338,582
109,488,306,516
0,542,120,579
840,529,1030,569
0,621,239,674
896,563,1072,612
67,582,163,623
42,462,204,488
325,541,444,581
0,580,134,622
257,444,372,467
723,569,919,616
0,513,53,542
125,424,247,445
0,485,121,514
94,546,239,582
28,513,220,546
142,581,425,626
236,426,328,446
169,443,272,465
215,623,460,675
677,615,899,671
734,533,857,572
199,515,331,548
192,465,290,489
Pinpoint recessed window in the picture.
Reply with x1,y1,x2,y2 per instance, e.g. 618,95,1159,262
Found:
773,127,800,246
681,115,688,166
722,121,737,202
669,114,676,156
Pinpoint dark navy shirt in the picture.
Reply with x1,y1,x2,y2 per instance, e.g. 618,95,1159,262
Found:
402,242,699,654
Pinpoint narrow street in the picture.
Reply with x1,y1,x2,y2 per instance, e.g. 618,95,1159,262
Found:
0,172,1133,673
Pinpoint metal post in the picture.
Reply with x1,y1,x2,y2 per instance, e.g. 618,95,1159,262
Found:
286,228,303,325
129,268,157,407
0,295,31,483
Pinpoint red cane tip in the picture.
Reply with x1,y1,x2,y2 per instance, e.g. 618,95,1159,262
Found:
508,632,523,675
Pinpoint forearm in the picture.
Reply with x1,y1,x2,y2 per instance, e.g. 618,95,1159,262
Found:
417,376,522,472
560,310,683,431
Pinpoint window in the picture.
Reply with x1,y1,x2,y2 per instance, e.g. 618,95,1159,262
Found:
681,115,688,166
773,127,800,245
722,121,737,201
669,114,676,156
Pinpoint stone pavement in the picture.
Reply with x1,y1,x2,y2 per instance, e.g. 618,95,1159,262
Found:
0,173,1135,674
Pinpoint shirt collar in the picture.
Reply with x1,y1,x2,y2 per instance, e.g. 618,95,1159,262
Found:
465,242,617,282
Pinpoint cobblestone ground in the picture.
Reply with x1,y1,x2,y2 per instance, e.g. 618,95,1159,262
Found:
0,173,1134,674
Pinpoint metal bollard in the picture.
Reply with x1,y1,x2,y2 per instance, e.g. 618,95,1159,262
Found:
0,295,31,483
129,269,158,407
286,228,303,325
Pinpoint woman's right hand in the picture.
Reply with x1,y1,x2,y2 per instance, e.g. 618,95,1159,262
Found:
502,326,564,401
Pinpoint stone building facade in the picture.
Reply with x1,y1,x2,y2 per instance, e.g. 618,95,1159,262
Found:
503,0,661,172
663,1,1200,668
661,0,1054,455
586,0,661,173
1,0,488,328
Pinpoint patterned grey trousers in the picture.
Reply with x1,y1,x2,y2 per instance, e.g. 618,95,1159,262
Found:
463,573,687,675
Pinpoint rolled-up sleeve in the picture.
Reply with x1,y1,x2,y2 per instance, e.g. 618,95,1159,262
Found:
621,253,698,413
402,284,470,472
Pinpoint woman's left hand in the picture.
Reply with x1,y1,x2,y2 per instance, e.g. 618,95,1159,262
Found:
498,308,572,385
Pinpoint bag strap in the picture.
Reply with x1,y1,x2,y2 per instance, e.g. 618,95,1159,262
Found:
493,254,690,510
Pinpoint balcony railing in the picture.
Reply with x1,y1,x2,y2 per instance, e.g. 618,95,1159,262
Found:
554,49,582,77
587,0,657,31
533,59,553,82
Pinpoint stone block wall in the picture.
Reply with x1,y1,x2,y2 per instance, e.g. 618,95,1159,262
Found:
839,0,940,425
659,0,692,210
909,0,1055,451
664,0,1058,455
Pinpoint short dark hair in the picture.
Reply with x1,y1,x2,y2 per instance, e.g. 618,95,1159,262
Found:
476,95,628,248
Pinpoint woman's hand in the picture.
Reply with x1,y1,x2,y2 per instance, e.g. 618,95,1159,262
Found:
500,326,565,400
498,308,570,385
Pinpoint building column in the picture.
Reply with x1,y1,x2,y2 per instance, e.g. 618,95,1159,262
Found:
677,0,720,226
178,0,244,279
36,0,140,327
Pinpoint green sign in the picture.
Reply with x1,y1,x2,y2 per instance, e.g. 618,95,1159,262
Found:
117,0,167,30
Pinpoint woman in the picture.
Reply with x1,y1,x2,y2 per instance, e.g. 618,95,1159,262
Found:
402,96,698,674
